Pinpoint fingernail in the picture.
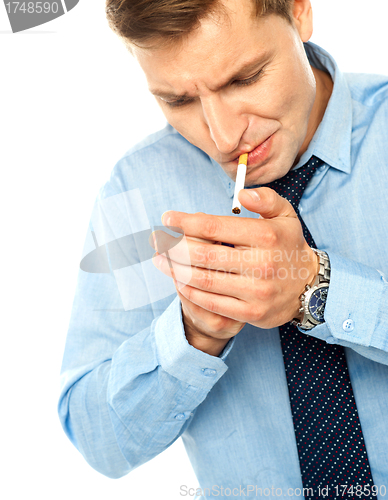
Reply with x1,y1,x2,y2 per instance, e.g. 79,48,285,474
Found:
176,281,185,290
247,190,260,201
162,212,171,227
151,233,158,252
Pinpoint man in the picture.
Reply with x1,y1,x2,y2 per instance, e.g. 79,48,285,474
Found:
58,0,388,497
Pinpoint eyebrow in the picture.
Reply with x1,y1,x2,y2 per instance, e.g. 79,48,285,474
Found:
149,54,269,101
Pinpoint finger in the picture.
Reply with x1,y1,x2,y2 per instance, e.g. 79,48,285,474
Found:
152,252,193,283
151,231,222,262
149,229,183,254
151,231,238,271
177,287,223,324
159,228,287,272
166,237,238,270
238,187,298,219
154,253,248,325
153,251,255,299
177,282,249,323
162,210,274,248
176,287,243,336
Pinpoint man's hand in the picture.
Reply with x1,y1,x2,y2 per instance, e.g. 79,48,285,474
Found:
151,187,319,356
152,234,245,356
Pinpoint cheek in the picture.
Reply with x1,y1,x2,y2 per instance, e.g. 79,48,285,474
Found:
272,74,314,125
240,71,296,120
244,59,315,123
282,57,316,116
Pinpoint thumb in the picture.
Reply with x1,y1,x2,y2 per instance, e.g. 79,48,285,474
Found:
238,187,297,219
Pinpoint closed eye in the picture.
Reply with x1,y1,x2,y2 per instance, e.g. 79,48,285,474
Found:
162,97,194,109
160,67,265,108
234,68,264,87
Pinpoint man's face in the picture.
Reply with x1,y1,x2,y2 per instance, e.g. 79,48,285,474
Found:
133,0,317,185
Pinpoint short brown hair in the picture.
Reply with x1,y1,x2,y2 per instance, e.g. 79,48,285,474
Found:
105,0,293,48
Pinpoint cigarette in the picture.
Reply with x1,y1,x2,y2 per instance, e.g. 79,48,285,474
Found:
232,153,248,214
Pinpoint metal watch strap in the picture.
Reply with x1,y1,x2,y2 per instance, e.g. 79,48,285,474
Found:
291,249,331,330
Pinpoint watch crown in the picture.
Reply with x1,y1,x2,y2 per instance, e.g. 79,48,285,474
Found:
299,307,304,313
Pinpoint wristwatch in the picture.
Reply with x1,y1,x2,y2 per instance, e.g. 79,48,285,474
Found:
291,248,331,331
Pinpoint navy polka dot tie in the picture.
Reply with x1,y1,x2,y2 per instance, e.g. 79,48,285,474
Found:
264,157,375,498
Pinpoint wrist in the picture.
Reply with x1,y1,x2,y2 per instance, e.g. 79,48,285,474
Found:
294,247,320,321
307,245,320,287
292,249,331,330
185,325,230,357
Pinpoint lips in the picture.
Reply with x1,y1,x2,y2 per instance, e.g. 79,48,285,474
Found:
247,134,274,166
231,133,274,166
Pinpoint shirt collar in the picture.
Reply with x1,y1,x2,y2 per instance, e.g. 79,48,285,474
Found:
210,41,353,198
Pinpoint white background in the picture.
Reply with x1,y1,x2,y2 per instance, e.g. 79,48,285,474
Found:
1,1,387,499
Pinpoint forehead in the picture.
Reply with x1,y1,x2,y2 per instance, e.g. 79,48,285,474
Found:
133,1,289,94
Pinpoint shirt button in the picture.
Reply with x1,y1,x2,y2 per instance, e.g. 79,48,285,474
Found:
299,206,304,214
342,319,354,332
326,337,336,344
175,413,186,421
202,368,217,377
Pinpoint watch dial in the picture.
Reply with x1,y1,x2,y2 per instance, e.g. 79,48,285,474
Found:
309,287,328,322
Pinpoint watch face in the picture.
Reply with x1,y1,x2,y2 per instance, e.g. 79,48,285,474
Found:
309,286,328,322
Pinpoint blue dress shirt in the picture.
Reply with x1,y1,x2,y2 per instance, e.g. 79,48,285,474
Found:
58,42,388,497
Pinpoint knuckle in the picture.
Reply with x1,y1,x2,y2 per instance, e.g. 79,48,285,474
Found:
209,315,229,333
268,187,279,205
251,263,264,279
202,216,221,240
202,248,218,267
248,306,265,323
206,299,218,314
261,227,278,247
263,260,277,279
252,261,275,279
260,186,277,204
253,283,274,301
199,271,214,291
194,244,209,264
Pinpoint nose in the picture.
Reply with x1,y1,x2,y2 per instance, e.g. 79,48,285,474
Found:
201,94,247,155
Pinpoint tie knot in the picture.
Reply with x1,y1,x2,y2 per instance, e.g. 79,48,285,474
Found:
263,156,323,210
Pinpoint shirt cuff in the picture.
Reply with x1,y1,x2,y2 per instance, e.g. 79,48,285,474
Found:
153,295,232,389
298,251,386,351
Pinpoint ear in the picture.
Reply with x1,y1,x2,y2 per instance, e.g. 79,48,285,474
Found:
292,0,313,43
